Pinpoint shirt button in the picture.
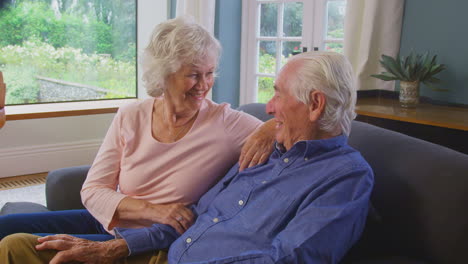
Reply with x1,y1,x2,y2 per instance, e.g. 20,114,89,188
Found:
261,181,267,184
186,237,192,243
238,200,244,206
212,217,219,223
283,158,289,163
305,157,308,161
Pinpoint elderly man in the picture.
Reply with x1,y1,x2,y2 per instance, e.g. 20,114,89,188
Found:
0,51,373,263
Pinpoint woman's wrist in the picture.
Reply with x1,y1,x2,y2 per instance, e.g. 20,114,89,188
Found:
138,201,159,222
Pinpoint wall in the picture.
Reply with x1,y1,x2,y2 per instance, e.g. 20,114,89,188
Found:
400,0,468,105
212,0,242,107
0,0,168,177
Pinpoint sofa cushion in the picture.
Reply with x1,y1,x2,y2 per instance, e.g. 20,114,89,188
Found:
46,165,90,211
0,202,49,215
348,120,468,264
346,256,428,264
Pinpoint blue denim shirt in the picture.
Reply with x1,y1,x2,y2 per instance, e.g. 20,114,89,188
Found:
115,135,374,263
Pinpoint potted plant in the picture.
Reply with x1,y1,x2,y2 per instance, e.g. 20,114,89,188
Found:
371,52,446,107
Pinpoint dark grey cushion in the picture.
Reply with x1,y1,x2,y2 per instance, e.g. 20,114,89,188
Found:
46,165,90,211
237,103,273,122
348,120,468,264
345,256,428,264
0,202,49,215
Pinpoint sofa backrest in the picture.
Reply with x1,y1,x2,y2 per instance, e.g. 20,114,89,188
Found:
238,103,468,263
348,120,468,263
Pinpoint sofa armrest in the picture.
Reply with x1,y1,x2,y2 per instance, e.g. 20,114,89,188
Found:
46,165,91,211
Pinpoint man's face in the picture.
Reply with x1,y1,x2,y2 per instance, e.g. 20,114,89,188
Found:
266,62,313,150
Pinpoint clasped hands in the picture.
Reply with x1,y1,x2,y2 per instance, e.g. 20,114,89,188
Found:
35,203,195,263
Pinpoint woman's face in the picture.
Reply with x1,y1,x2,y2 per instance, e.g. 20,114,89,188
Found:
165,59,216,114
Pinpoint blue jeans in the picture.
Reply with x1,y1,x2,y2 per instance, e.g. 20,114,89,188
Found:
0,209,113,241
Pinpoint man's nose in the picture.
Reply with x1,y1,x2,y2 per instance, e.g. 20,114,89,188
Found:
266,97,274,115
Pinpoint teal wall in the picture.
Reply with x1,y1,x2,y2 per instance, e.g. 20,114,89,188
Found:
400,0,468,105
212,0,242,107
170,0,176,18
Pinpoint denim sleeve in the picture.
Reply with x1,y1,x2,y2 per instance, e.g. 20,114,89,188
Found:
114,224,179,256
184,166,373,264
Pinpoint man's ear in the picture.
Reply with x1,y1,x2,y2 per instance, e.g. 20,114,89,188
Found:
308,91,326,122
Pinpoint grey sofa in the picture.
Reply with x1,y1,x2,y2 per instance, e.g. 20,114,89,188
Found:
2,103,468,264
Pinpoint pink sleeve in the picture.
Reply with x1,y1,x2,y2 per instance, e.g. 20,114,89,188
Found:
223,105,263,156
81,108,127,230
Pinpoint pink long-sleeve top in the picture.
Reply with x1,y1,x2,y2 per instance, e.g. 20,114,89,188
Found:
81,98,262,232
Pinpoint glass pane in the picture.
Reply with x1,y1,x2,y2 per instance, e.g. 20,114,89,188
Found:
258,41,276,74
325,42,344,53
257,76,275,103
281,41,302,67
283,2,303,37
260,3,278,37
326,0,346,39
0,0,137,105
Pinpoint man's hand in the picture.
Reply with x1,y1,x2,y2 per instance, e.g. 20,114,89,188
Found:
239,119,276,171
36,235,129,264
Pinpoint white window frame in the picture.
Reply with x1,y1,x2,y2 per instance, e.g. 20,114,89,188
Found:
240,0,344,104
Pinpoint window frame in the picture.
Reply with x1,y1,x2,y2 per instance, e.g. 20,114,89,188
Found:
240,0,345,104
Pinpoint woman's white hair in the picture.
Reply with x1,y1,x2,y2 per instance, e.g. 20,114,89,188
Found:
287,51,356,136
141,16,221,97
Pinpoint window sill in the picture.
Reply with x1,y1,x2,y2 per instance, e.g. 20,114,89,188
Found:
5,99,138,120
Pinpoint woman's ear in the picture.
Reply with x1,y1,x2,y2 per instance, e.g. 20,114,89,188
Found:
308,91,326,122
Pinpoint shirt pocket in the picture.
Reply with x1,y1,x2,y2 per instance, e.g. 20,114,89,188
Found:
237,186,295,236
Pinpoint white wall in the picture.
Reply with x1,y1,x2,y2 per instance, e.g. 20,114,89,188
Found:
0,0,168,178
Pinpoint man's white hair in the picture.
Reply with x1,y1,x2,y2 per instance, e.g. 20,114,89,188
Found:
141,16,221,97
286,51,356,136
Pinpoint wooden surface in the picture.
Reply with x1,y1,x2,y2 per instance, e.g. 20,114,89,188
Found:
5,99,137,120
356,97,468,131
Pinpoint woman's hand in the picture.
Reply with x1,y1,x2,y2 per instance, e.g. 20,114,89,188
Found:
239,119,276,171
146,203,195,234
36,235,128,264
114,197,196,234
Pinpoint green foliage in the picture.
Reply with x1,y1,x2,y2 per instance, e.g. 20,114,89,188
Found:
325,42,343,54
371,52,446,85
2,65,40,104
326,1,346,33
0,0,136,104
328,28,344,39
0,40,136,105
259,2,302,56
0,0,135,58
258,53,276,74
257,54,276,103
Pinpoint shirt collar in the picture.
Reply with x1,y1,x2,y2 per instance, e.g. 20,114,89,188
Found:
274,134,347,158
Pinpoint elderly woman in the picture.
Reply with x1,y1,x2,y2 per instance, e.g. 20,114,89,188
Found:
0,16,274,261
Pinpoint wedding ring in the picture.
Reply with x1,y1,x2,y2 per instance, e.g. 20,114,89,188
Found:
176,216,183,221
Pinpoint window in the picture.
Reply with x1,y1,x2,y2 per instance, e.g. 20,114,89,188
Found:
240,0,346,104
0,0,137,106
